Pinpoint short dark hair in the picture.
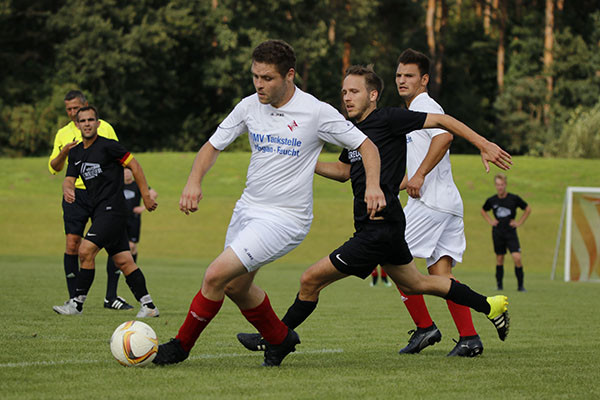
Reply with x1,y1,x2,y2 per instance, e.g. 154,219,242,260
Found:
397,49,430,77
76,106,99,121
344,64,384,101
64,90,87,104
252,40,296,77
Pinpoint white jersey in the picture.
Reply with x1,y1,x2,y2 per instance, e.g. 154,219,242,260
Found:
406,92,463,217
210,87,367,225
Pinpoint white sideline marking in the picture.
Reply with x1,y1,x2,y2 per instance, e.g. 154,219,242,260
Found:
0,348,344,368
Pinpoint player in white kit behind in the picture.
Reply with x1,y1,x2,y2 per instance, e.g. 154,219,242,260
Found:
396,49,484,357
152,40,386,367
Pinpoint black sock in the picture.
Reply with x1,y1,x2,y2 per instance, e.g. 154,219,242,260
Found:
73,268,95,310
64,253,79,298
105,256,120,299
372,275,378,285
132,253,138,263
515,266,524,288
281,293,318,330
382,276,389,283
125,268,149,302
496,265,504,288
444,279,490,315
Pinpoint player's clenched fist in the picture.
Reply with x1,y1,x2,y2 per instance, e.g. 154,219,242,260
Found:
179,182,203,215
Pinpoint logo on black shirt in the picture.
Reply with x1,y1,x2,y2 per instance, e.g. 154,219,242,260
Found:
81,162,102,180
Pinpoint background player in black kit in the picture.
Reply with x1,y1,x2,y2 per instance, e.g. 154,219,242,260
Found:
481,173,531,291
237,65,513,364
123,168,158,264
53,106,160,318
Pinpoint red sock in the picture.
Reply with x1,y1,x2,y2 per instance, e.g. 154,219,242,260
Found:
398,289,433,329
241,293,288,345
371,268,378,278
446,279,477,337
176,291,223,352
380,268,388,278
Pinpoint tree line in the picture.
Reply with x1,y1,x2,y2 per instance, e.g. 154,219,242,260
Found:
1,0,599,157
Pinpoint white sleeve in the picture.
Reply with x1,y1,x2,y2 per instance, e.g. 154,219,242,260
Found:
316,102,367,149
411,97,447,138
209,100,248,150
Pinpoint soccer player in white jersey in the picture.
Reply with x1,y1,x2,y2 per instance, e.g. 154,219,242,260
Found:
152,40,386,367
395,49,484,357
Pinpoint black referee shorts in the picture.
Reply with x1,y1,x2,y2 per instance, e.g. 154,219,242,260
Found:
85,212,130,256
62,189,93,236
492,228,521,255
329,221,413,279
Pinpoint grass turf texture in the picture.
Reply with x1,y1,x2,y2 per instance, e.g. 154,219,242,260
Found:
1,153,599,399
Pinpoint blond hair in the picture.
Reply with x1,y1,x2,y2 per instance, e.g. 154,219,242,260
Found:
494,173,507,183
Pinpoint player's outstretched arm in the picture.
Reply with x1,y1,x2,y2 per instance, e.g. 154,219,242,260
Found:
423,114,512,172
50,140,78,173
406,133,452,198
357,138,386,219
128,158,157,212
62,176,76,203
315,160,350,182
180,142,221,215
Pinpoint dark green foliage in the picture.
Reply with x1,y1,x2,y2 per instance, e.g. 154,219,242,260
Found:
0,0,599,157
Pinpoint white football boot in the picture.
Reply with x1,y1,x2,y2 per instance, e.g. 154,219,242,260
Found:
136,304,159,318
53,299,82,315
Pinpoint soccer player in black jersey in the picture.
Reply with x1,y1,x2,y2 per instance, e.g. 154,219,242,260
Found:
481,173,531,291
237,65,513,364
52,106,160,318
123,168,158,264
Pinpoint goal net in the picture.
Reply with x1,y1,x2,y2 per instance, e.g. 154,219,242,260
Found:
552,187,600,282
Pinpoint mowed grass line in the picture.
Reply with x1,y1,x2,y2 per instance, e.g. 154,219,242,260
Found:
1,153,599,399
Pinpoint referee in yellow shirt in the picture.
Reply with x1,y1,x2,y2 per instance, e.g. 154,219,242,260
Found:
48,90,132,310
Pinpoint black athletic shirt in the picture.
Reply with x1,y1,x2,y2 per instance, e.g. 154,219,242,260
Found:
339,107,427,224
66,136,132,216
123,181,141,221
482,193,528,232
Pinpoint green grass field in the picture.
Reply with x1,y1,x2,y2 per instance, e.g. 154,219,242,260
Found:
1,153,599,399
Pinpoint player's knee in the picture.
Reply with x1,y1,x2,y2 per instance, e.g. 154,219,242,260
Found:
65,235,81,254
203,268,229,291
299,270,321,295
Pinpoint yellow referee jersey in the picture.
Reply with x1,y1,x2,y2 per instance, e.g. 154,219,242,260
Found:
47,120,118,189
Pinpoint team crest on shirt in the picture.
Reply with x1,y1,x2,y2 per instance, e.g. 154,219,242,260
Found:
347,149,362,163
287,120,298,132
81,162,102,180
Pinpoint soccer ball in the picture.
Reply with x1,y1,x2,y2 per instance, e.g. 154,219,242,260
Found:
110,320,158,367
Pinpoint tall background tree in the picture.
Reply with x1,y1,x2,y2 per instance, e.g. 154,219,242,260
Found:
1,0,598,157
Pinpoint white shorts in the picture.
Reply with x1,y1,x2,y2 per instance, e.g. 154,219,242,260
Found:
404,200,465,267
225,202,311,271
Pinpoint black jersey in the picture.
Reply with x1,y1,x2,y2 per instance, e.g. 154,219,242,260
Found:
339,107,427,224
66,136,132,216
482,193,528,232
123,181,141,220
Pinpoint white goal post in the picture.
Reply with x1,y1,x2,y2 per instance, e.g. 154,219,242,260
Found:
552,187,600,282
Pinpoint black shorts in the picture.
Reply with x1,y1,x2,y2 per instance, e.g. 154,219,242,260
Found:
492,229,521,255
62,189,93,236
126,215,141,243
85,212,130,256
329,221,413,279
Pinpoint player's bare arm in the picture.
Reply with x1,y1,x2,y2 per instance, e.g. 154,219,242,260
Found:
356,138,386,219
315,160,350,182
62,176,76,203
407,132,453,198
127,158,157,212
423,114,512,172
399,174,408,191
480,208,498,227
50,140,78,172
180,141,221,215
510,205,532,228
